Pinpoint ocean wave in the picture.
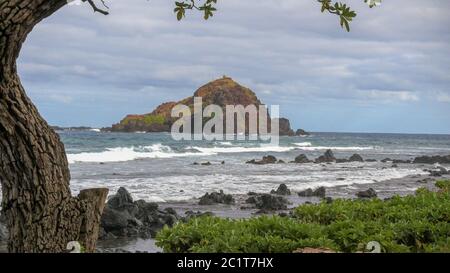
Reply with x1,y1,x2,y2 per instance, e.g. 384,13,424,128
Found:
67,143,213,163
189,145,297,154
69,167,427,202
218,142,233,146
293,142,313,147
296,146,376,151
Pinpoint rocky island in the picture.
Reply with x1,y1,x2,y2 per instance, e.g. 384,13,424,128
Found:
109,76,308,136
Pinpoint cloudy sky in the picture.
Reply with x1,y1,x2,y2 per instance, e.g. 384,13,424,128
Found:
18,0,450,134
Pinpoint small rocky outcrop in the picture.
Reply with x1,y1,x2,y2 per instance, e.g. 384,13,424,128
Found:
392,159,411,164
100,187,180,239
427,166,449,177
292,154,312,164
193,161,213,166
365,159,377,162
278,118,295,136
336,158,349,163
297,187,326,198
413,155,450,164
295,129,310,136
349,154,364,162
270,184,291,195
198,190,235,205
315,150,336,163
246,155,277,165
356,188,377,198
107,187,134,210
246,194,289,211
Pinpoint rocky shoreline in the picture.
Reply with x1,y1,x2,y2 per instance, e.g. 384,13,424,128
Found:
1,152,449,253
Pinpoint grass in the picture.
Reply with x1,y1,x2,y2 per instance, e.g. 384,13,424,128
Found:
156,181,450,253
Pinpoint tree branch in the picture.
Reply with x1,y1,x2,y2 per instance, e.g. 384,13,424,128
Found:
82,0,109,15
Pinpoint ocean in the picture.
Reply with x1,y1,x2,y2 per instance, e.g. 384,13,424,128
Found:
63,131,450,202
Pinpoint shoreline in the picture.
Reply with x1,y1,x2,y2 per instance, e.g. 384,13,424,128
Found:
95,171,449,253
1,160,448,253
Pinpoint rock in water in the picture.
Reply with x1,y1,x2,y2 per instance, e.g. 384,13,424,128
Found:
365,159,378,162
428,166,448,177
315,150,336,163
107,187,134,210
349,154,364,162
392,159,411,164
293,154,311,164
199,190,235,205
246,155,278,165
271,184,291,195
100,188,180,239
336,158,350,163
413,155,450,164
278,118,295,136
313,187,326,198
246,194,289,211
297,188,314,197
295,129,310,136
297,187,326,198
101,207,133,232
356,188,378,198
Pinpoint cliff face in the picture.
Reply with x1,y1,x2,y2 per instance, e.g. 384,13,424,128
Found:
111,76,295,135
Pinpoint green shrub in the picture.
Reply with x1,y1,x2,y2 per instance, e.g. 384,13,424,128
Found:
143,114,165,125
156,181,450,253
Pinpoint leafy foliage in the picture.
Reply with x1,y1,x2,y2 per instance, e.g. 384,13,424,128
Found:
156,181,450,253
121,114,166,126
143,114,166,126
318,0,357,31
174,0,218,21
173,0,381,32
84,0,382,31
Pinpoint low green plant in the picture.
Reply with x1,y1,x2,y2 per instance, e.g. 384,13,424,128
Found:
143,114,165,126
156,181,450,253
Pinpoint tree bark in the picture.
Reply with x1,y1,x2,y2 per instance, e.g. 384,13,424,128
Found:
0,0,108,252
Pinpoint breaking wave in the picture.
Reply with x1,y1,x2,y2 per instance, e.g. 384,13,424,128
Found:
67,144,213,163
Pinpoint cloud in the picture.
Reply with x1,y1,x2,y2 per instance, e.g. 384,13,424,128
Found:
436,93,450,103
362,90,420,103
15,0,450,133
49,94,74,104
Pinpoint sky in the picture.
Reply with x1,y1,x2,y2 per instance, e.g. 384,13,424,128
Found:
17,0,450,134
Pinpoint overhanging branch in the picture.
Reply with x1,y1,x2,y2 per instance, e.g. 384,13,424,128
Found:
82,0,109,15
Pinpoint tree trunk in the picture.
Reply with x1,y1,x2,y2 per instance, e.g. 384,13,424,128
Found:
0,0,108,252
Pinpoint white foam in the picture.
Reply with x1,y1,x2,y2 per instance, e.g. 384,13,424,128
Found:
189,145,297,154
218,142,233,146
294,142,313,147
296,146,376,151
67,143,213,163
69,167,427,202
